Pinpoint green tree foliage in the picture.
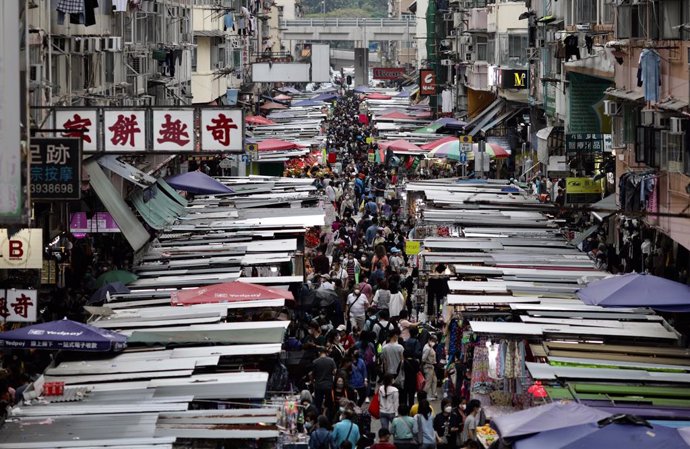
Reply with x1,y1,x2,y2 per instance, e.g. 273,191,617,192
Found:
301,0,387,18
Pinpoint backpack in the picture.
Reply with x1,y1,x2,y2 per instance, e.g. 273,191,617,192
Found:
267,362,290,392
363,343,376,367
374,320,394,347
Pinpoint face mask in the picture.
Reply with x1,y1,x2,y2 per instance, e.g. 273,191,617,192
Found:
305,422,313,429
354,290,361,295
339,407,345,412
337,383,344,388
444,407,452,414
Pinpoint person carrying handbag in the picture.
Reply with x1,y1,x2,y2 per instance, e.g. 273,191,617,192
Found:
415,399,437,449
391,404,418,449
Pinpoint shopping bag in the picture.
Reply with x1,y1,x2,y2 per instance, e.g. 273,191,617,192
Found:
416,371,426,392
368,391,380,419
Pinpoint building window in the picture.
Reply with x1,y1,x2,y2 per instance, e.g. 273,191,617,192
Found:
601,0,614,25
661,130,685,173
487,37,495,65
576,0,597,24
476,36,488,62
499,34,528,67
617,1,686,40
191,37,197,72
636,126,658,167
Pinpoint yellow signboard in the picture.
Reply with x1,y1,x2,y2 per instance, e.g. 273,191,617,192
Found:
566,177,602,195
405,240,421,255
459,135,473,144
366,137,373,145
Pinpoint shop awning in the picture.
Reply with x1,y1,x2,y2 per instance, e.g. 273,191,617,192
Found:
475,106,525,136
97,155,156,188
130,180,188,230
170,281,294,306
84,159,151,252
605,87,644,102
657,97,689,112
591,195,616,222
465,98,501,127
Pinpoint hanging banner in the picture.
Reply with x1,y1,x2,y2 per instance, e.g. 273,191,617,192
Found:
0,1,22,222
152,109,195,151
69,212,121,235
55,109,98,152
29,138,82,201
419,69,436,96
0,229,43,269
200,109,244,152
103,110,147,152
373,67,406,80
0,290,37,323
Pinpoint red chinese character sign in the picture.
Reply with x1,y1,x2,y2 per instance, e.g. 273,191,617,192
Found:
1,290,37,322
152,110,194,151
201,109,243,152
103,110,146,152
55,109,98,152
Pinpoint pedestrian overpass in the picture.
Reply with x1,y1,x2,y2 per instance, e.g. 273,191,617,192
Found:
279,18,416,44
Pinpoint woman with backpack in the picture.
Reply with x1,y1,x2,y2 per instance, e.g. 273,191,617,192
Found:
309,415,331,449
377,373,400,431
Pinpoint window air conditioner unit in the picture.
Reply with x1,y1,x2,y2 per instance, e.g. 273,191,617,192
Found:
441,59,453,66
133,74,148,95
460,35,472,44
454,12,463,24
641,109,654,126
106,37,122,52
670,117,683,133
604,100,621,116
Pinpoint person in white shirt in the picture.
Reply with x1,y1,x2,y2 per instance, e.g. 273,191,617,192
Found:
378,373,400,431
388,284,406,320
422,335,438,399
347,288,369,331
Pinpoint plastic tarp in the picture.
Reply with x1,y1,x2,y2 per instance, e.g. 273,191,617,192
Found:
131,180,189,230
494,402,611,439
165,171,234,195
577,272,690,311
257,139,305,151
171,281,294,306
84,159,150,251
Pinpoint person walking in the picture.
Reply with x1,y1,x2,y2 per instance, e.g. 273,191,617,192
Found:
377,373,400,431
460,399,482,444
347,348,368,406
346,287,369,332
311,347,337,414
422,335,438,399
434,398,461,449
309,415,331,449
330,409,360,449
415,399,437,449
391,404,418,449
380,328,405,387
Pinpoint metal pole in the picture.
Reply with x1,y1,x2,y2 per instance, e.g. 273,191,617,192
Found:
478,140,485,178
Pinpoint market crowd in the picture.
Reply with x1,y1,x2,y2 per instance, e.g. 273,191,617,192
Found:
291,92,485,449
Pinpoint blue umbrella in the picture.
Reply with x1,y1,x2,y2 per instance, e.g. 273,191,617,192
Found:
577,272,690,311
515,420,690,449
311,93,338,102
0,318,127,352
166,171,234,195
292,99,323,107
88,282,130,305
494,402,611,439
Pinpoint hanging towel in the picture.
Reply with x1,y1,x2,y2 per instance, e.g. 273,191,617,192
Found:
56,0,84,14
84,0,98,27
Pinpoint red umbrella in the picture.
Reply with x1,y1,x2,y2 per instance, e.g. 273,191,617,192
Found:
257,138,305,151
378,139,423,152
260,101,287,110
366,92,393,100
171,281,294,306
420,135,456,150
377,111,416,120
246,116,276,126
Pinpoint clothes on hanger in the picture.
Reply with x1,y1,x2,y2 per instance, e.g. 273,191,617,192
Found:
564,35,580,61
638,48,661,102
584,35,594,54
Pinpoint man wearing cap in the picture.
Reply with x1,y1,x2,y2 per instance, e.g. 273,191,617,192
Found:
336,324,355,351
389,247,404,273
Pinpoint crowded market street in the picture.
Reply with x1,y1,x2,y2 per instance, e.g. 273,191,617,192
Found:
2,1,690,449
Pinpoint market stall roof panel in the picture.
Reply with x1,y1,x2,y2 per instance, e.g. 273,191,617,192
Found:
170,281,293,305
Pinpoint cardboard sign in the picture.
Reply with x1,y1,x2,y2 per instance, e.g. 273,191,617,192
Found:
405,240,421,255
